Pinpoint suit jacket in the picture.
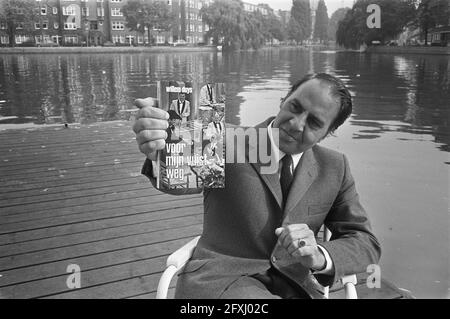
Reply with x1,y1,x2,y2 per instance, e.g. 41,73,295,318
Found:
199,84,216,106
142,117,381,299
170,99,191,119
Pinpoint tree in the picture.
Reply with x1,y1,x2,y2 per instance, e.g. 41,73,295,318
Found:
314,0,329,43
201,0,245,49
416,0,450,45
336,0,417,49
328,7,350,41
123,0,172,45
288,0,311,44
0,0,37,47
266,12,286,43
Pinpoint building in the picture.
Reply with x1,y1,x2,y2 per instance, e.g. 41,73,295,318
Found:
242,1,269,16
0,0,214,47
427,0,450,46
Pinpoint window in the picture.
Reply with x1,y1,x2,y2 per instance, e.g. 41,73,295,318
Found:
54,22,59,29
64,22,77,30
205,24,209,32
15,35,28,44
16,22,24,29
97,7,104,17
1,36,9,44
53,7,58,14
35,22,40,29
90,21,98,30
82,7,89,16
111,8,122,16
63,6,75,15
41,6,47,15
64,36,78,44
42,21,48,29
112,35,125,43
110,0,122,2
112,21,124,30
0,22,6,30
198,25,202,33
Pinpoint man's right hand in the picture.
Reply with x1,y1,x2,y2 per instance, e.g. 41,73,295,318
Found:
132,98,169,161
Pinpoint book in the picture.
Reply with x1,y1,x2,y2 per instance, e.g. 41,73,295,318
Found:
153,81,226,190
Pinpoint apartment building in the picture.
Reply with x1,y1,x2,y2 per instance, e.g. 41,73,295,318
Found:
0,0,277,47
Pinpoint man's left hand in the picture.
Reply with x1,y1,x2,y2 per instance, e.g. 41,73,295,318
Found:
275,224,326,271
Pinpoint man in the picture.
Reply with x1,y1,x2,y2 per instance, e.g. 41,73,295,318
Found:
199,83,216,106
170,92,190,124
204,111,224,142
133,73,381,299
166,110,182,143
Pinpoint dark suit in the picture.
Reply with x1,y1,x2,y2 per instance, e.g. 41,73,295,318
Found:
142,118,381,299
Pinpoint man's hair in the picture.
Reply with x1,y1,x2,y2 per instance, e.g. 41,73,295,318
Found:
168,110,182,121
283,73,353,134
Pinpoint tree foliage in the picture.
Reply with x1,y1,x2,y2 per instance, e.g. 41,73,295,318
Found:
288,0,311,44
201,0,282,50
416,0,450,45
314,0,329,42
328,8,350,41
123,0,172,45
336,0,417,49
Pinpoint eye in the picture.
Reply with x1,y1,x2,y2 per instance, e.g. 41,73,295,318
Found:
290,102,303,113
308,117,323,129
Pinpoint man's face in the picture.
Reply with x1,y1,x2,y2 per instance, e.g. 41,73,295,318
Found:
272,79,340,155
179,94,186,102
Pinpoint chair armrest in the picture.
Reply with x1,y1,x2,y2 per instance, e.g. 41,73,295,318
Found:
166,236,201,270
156,236,201,299
341,274,358,299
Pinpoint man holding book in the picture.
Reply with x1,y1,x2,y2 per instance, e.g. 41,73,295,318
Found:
132,73,381,299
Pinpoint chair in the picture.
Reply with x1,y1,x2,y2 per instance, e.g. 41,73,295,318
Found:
156,228,358,299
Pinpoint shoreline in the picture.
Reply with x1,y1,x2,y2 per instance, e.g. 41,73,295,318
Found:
1,44,448,55
365,45,450,55
0,45,219,54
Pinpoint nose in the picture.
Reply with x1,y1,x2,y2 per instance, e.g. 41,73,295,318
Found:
289,112,308,133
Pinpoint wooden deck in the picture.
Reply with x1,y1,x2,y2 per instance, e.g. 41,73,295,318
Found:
0,121,203,299
0,121,406,299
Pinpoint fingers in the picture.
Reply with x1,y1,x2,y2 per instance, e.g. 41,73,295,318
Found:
133,118,169,134
275,224,316,257
138,139,166,157
275,224,310,247
135,97,159,110
136,130,168,146
135,105,169,121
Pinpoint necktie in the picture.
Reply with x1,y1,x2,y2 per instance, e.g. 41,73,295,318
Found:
208,85,214,103
280,155,294,206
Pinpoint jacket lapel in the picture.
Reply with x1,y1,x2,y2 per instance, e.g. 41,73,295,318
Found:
284,148,318,217
248,118,283,210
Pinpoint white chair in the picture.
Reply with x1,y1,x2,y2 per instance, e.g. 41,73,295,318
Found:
156,228,358,299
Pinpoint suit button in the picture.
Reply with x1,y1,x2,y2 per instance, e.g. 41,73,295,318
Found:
271,256,277,263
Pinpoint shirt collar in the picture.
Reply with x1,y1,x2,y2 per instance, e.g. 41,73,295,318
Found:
267,120,303,170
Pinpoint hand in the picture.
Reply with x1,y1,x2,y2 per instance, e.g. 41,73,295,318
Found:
132,98,169,161
275,224,326,271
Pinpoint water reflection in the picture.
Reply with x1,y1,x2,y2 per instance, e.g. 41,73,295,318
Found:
1,50,448,152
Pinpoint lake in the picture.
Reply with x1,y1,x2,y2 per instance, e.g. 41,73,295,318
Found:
0,48,448,298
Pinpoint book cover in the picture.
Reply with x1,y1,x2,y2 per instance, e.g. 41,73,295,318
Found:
154,81,226,190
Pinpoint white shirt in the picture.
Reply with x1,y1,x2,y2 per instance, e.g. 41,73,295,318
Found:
267,120,334,275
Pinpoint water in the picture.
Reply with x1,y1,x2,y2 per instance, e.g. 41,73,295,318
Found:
0,49,448,298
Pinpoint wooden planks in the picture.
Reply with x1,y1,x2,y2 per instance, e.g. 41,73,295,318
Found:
0,121,203,299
